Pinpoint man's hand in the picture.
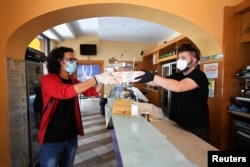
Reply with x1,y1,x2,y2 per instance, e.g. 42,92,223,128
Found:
134,69,155,83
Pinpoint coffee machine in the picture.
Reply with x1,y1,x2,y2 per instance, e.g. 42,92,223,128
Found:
231,65,250,112
237,65,250,97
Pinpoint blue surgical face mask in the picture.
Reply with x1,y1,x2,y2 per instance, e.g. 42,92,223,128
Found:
65,61,77,74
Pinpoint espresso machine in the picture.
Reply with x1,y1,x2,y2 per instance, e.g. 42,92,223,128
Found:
230,65,250,151
231,65,250,112
236,65,250,97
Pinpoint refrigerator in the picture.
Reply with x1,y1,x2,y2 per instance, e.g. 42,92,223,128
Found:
161,62,176,117
25,47,46,167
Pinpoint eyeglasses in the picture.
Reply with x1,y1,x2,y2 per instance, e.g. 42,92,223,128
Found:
62,58,78,63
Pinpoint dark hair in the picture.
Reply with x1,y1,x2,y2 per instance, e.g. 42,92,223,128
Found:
47,46,74,74
178,43,200,60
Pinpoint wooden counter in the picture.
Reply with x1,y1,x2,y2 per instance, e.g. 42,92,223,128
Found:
150,119,219,167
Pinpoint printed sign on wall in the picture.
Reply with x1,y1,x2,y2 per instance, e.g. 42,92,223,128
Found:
7,57,29,167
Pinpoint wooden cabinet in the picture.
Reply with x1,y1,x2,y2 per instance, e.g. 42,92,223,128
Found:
158,36,193,63
220,0,250,150
143,35,196,70
240,10,250,43
143,88,160,107
141,51,160,106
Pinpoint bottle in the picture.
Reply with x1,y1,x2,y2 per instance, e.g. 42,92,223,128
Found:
115,83,123,98
131,97,139,117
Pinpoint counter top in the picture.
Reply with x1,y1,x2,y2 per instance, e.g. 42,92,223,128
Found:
112,114,196,167
106,98,218,166
150,119,218,167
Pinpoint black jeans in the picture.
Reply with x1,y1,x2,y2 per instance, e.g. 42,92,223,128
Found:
182,126,209,142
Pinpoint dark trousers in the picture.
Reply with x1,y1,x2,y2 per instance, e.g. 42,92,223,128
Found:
182,126,209,142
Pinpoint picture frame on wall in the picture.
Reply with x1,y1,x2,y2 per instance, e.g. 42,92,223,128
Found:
77,64,101,82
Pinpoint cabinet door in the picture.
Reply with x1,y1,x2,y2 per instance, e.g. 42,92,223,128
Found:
147,90,160,107
241,11,250,43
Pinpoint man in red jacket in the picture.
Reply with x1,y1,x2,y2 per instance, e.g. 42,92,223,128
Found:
38,46,117,167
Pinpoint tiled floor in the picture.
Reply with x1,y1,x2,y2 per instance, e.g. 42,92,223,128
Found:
74,98,117,167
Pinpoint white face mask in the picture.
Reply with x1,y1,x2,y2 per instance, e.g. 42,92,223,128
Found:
65,61,77,74
177,59,188,71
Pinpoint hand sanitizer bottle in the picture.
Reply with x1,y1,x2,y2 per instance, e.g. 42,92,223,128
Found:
131,97,139,117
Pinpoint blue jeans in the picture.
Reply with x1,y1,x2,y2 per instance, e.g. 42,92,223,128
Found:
39,136,78,167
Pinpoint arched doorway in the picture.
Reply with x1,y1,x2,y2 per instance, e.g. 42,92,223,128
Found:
6,3,221,58
1,2,223,166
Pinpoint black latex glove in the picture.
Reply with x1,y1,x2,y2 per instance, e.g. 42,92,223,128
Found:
134,69,155,83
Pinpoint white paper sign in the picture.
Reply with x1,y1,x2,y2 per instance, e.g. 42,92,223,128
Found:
204,63,218,78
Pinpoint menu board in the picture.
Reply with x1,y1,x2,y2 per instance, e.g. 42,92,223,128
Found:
112,99,132,117
7,57,29,167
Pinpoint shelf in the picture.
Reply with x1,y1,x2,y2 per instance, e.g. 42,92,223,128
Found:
158,35,185,51
143,35,193,66
228,110,250,119
143,35,185,57
235,96,250,102
158,55,177,63
237,76,250,79
143,87,158,92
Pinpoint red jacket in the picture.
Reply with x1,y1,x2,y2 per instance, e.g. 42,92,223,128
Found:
38,73,98,145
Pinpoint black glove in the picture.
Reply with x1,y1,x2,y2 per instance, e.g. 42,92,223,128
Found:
134,69,155,83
